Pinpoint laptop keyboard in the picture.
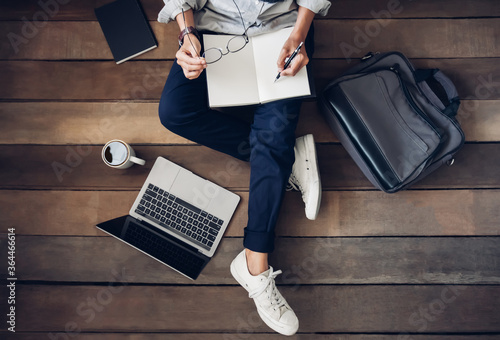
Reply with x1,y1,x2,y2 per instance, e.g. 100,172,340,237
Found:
123,221,206,280
134,184,224,251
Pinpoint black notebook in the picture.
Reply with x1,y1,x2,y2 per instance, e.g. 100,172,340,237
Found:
95,0,157,64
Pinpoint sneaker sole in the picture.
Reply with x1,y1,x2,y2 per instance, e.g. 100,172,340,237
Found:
255,307,298,336
302,134,322,220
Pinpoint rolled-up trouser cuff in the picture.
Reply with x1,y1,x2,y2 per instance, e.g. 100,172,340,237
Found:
243,228,275,253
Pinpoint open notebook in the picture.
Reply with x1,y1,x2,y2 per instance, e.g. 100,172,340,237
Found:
203,27,311,108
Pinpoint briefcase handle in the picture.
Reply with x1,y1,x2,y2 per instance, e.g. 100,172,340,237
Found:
415,69,460,117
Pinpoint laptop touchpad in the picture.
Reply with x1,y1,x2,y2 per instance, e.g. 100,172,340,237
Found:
169,170,215,210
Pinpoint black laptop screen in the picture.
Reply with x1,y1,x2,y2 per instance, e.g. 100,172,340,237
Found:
96,215,209,280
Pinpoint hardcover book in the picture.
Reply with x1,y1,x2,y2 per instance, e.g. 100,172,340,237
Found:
95,0,157,64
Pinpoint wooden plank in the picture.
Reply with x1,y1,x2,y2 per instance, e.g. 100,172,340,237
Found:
0,144,250,190
0,60,171,100
3,284,499,333
1,0,499,20
0,0,163,21
5,334,500,340
0,144,499,190
2,19,500,60
1,59,499,100
0,60,170,100
2,235,499,285
2,189,500,237
326,0,500,19
314,19,500,61
0,100,496,144
0,21,178,60
458,100,500,142
0,101,334,144
0,102,191,145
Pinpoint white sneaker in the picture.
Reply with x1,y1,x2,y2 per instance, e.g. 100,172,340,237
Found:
288,134,322,220
230,250,299,336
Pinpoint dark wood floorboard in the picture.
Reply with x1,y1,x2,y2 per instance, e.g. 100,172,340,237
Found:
1,284,499,333
2,19,499,60
0,100,497,144
1,59,500,100
1,0,500,20
1,144,500,190
4,335,500,340
1,235,499,285
1,189,499,237
1,0,499,337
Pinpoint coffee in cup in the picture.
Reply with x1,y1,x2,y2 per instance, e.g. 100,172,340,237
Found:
102,139,145,169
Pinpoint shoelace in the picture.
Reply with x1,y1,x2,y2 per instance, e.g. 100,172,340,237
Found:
286,174,307,203
248,267,287,311
286,173,302,192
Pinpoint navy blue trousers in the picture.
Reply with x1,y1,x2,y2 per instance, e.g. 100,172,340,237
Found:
159,26,314,253
159,60,302,253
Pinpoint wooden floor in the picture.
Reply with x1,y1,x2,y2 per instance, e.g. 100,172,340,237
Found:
1,0,500,338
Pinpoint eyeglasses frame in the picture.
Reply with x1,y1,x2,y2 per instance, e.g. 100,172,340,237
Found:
181,0,250,64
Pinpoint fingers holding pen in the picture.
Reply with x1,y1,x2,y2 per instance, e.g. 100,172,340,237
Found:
276,39,308,78
279,50,308,77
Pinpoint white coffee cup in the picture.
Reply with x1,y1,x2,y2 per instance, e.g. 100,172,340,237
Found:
102,139,145,169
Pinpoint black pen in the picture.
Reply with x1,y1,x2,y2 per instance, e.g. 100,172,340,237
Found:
274,41,304,83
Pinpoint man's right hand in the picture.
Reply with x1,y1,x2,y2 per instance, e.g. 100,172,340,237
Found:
176,35,206,80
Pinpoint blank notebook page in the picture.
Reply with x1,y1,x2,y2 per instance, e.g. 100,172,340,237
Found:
253,27,310,103
204,34,259,107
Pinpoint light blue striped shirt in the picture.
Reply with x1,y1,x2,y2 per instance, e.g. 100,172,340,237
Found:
158,0,331,37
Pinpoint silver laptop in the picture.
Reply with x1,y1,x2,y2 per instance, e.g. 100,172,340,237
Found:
96,156,240,280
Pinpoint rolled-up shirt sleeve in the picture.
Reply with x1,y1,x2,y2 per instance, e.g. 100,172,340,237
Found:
157,0,208,24
296,0,331,16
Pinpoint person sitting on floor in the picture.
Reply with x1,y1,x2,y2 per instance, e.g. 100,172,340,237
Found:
157,0,330,335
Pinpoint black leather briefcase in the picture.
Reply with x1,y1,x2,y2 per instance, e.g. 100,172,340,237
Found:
320,52,465,193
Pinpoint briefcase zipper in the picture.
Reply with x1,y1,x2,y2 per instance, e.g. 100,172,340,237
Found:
389,65,442,138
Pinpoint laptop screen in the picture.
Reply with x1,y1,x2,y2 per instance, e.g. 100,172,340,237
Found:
97,215,209,280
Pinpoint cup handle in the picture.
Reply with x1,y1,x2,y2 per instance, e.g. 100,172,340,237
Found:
130,156,146,166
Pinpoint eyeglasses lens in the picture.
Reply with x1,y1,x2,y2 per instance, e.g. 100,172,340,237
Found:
203,48,223,64
227,35,247,52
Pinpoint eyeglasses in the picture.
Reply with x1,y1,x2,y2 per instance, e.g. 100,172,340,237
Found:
202,34,249,64
182,0,249,64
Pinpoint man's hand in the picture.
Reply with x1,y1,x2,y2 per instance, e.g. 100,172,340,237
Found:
277,6,315,78
277,34,309,78
176,35,206,80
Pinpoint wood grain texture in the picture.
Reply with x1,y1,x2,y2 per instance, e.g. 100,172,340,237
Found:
0,100,496,144
0,60,171,100
2,284,499,333
1,1,499,337
4,335,500,340
326,0,500,19
0,21,179,60
2,59,499,100
2,235,499,285
315,18,500,60
0,101,335,144
2,19,499,60
2,189,500,237
1,0,499,20
0,101,191,145
0,144,498,190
